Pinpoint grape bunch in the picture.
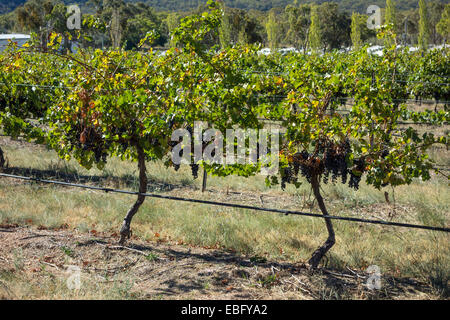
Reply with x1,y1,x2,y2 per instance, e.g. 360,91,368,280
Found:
281,151,310,189
167,124,209,180
348,158,366,190
66,125,109,164
281,166,296,190
283,138,367,190
298,151,314,183
319,138,366,190
321,139,350,185
190,163,199,179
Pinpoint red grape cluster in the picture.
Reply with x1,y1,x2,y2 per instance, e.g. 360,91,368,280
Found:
282,138,366,190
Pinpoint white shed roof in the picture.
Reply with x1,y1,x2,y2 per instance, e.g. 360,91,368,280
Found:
0,34,31,40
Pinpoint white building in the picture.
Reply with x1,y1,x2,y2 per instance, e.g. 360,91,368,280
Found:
0,34,31,52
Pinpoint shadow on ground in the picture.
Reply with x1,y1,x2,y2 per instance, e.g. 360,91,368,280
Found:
2,166,191,193
75,236,440,300
0,225,444,299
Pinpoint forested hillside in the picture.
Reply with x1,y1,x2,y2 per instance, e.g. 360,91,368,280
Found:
2,0,449,50
1,0,449,14
0,1,26,14
142,0,449,12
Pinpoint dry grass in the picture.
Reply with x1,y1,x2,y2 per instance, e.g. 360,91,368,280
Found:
0,226,443,300
0,135,448,299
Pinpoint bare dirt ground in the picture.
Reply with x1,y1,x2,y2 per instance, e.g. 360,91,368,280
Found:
0,224,439,300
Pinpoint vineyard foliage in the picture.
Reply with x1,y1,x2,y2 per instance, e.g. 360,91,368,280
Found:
0,42,66,143
0,2,448,266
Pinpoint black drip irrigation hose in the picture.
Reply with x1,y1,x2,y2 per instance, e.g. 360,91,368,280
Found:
0,172,449,233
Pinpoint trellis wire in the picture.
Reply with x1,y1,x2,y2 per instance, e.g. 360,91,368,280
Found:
0,172,449,233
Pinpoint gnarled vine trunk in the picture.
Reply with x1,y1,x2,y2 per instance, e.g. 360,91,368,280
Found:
202,168,208,193
119,145,148,244
308,174,336,269
0,146,5,168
